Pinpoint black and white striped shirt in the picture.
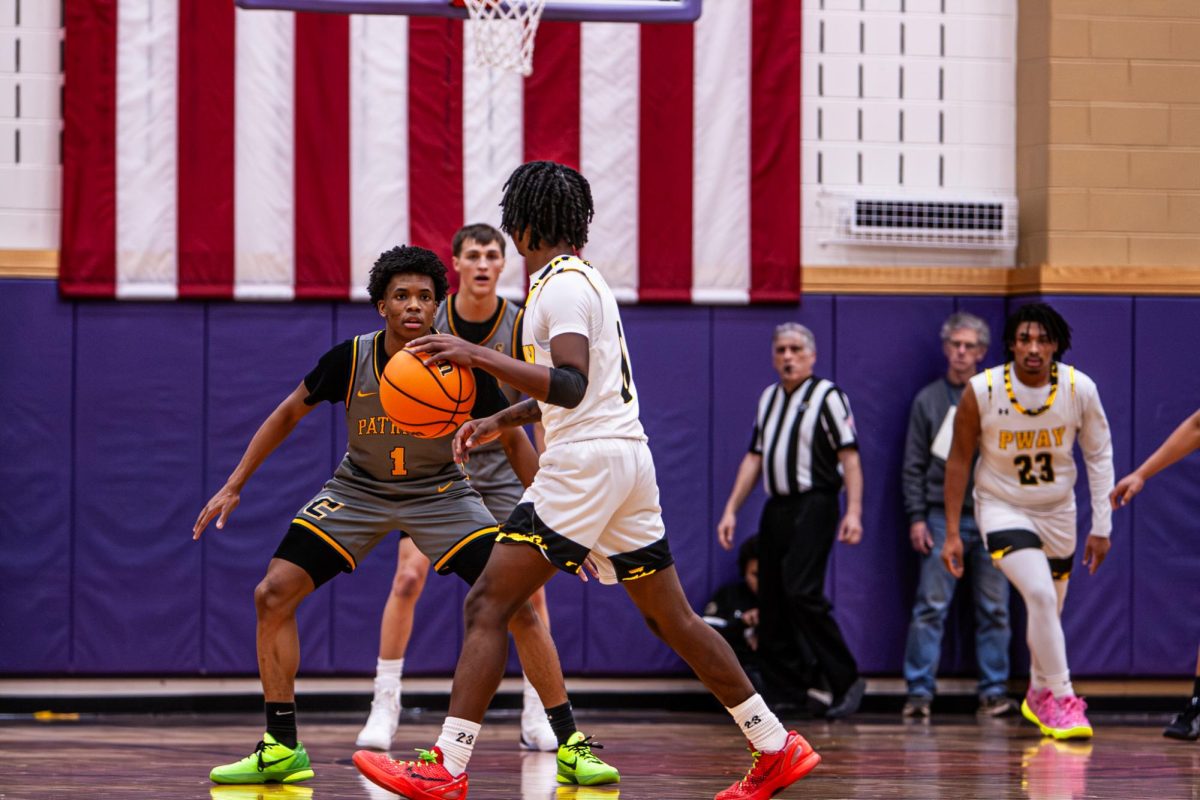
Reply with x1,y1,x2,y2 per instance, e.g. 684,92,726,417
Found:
749,377,858,496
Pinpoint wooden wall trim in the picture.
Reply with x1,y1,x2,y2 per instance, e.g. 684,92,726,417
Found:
0,250,58,279
803,265,1200,296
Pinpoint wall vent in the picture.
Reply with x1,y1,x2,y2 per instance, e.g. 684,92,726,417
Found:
822,194,1017,250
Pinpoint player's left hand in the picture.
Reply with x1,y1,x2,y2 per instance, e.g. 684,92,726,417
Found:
406,333,480,367
837,512,863,544
453,416,502,463
1083,534,1111,575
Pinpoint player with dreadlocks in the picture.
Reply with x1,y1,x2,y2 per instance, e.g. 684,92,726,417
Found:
353,160,821,800
943,302,1115,740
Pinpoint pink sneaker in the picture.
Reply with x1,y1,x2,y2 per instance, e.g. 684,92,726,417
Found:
1020,688,1057,735
1045,695,1093,740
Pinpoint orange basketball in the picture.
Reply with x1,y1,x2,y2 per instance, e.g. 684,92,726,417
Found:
379,350,476,439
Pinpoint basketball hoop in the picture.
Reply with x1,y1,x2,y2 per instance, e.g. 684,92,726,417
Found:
459,0,547,77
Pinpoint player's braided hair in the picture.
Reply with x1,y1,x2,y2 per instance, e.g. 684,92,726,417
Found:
1004,302,1072,359
367,245,449,304
500,161,594,252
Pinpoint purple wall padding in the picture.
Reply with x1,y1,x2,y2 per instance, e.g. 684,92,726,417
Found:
72,303,206,671
0,282,73,671
831,296,959,673
579,306,712,673
201,304,338,673
4,279,1199,679
1130,298,1200,675
1040,296,1135,675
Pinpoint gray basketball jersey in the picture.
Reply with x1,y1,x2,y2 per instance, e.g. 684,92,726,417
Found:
335,331,461,486
435,295,524,452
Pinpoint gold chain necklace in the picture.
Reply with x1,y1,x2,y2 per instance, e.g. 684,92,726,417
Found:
1004,361,1058,417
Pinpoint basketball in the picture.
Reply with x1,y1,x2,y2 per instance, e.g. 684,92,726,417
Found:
379,350,476,439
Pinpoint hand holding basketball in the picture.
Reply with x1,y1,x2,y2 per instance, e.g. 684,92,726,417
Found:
380,348,476,439
405,333,480,368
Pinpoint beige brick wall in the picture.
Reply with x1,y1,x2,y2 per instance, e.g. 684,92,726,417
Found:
1017,0,1200,269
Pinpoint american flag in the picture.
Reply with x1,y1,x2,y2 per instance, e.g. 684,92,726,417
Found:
61,0,801,302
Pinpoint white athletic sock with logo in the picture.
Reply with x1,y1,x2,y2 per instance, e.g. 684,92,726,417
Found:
727,694,788,753
435,716,481,777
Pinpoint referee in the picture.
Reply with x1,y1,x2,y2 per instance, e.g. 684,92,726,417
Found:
718,322,866,719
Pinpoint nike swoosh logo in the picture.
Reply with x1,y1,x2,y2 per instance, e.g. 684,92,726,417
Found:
274,710,294,716
437,482,454,493
260,756,292,768
406,771,445,782
558,757,577,769
356,390,377,398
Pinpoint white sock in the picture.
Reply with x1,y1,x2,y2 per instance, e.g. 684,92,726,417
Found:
727,694,788,754
435,716,481,776
522,674,544,708
375,657,404,684
1045,670,1074,699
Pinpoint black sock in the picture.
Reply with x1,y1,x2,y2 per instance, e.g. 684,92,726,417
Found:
1191,676,1200,702
545,701,576,747
266,702,298,749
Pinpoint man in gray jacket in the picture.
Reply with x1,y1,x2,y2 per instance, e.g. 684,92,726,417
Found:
901,312,1014,718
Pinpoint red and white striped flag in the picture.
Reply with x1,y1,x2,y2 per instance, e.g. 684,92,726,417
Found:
61,0,800,303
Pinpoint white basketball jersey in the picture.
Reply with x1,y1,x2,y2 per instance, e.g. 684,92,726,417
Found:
971,361,1114,536
521,255,645,448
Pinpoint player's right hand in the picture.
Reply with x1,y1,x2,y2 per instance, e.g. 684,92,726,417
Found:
1109,472,1145,509
909,521,934,555
193,487,240,540
940,533,964,579
717,511,737,551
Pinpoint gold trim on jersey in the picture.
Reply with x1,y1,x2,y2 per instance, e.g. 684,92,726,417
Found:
524,254,590,308
512,306,525,357
291,518,357,570
446,295,508,347
371,330,385,384
1004,362,1059,417
345,335,361,408
435,525,501,572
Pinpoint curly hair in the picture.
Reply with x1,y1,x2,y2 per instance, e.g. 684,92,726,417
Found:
367,245,449,305
500,161,594,252
1004,302,1072,359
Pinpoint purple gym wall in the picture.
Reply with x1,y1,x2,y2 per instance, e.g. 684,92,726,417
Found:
1,279,1197,679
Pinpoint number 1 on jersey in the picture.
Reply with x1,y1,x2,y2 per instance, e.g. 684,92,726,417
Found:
390,446,407,476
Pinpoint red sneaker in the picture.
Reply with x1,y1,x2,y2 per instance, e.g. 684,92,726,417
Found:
353,746,469,800
715,731,821,800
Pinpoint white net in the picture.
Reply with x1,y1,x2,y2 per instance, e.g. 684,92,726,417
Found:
461,0,548,77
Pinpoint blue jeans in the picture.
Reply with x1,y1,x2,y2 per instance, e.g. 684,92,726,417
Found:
903,508,1011,698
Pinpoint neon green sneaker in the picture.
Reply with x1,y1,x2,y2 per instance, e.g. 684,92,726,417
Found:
556,732,620,786
209,733,315,785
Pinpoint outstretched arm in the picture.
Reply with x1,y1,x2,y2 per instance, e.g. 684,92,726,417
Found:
1111,409,1200,508
193,382,316,539
717,452,763,551
941,386,980,578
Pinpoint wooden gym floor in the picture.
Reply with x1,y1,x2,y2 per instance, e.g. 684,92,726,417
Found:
1,708,1197,800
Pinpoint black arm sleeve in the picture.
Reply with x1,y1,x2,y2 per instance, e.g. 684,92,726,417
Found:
303,339,355,405
545,364,588,409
